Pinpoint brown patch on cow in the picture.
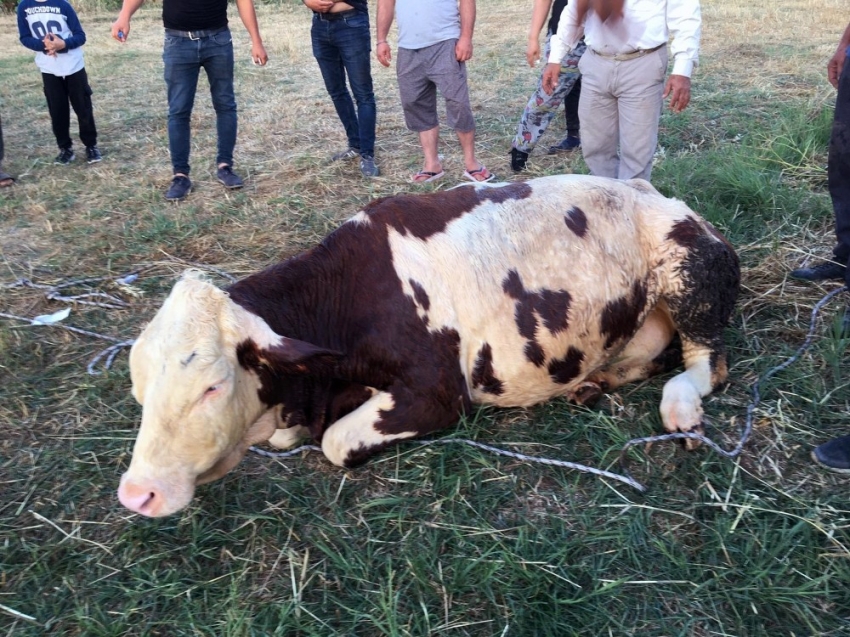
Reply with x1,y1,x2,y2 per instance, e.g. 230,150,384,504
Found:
503,269,573,366
548,346,584,384
666,216,703,248
363,182,530,241
564,205,588,238
600,279,648,349
472,343,505,395
409,279,430,311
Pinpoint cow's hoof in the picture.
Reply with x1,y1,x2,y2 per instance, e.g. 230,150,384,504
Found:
680,423,704,451
573,381,604,407
268,425,310,449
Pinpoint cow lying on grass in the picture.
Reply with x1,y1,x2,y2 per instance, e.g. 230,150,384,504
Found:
118,175,740,517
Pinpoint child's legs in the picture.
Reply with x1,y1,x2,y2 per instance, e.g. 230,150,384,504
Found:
67,69,97,148
42,73,72,150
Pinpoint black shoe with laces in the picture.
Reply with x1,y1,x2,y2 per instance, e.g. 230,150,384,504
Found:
54,148,75,165
217,165,244,189
789,260,846,281
547,135,581,154
811,434,850,473
86,146,103,164
165,175,192,201
510,148,529,172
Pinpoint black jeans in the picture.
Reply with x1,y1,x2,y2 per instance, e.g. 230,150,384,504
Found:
830,47,850,286
42,68,97,150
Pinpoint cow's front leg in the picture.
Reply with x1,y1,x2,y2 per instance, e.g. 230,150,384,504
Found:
321,385,462,467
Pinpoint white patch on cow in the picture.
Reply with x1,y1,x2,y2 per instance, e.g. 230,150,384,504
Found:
346,210,372,226
269,424,311,449
321,391,414,466
386,174,673,407
660,358,712,434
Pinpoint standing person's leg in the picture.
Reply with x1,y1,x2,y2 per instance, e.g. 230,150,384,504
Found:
163,34,200,198
42,73,74,162
66,68,101,162
548,75,582,153
831,53,850,278
312,16,361,157
203,29,241,189
576,49,619,178
430,40,491,180
397,47,443,182
614,48,667,181
512,37,585,170
335,12,378,176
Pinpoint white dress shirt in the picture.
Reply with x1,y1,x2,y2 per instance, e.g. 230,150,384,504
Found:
549,0,701,77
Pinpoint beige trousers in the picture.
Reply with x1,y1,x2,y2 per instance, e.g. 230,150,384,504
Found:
577,46,668,181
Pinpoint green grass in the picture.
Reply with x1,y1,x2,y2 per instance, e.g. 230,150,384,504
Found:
2,0,850,634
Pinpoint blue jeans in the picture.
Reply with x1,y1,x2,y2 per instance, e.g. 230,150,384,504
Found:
163,29,236,175
311,12,376,157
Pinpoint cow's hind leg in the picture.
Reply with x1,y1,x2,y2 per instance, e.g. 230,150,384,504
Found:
660,224,739,447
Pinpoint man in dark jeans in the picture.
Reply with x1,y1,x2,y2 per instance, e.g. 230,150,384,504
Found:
791,20,850,473
0,116,14,187
111,0,268,201
304,0,379,178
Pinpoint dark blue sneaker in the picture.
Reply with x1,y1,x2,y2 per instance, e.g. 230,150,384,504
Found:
86,146,103,164
548,135,581,154
217,165,244,189
811,434,850,473
54,147,75,165
360,155,380,177
165,175,192,201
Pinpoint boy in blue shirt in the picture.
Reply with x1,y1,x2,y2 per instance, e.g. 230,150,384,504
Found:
17,0,101,164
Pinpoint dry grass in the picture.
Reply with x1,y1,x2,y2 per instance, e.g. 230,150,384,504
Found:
2,1,850,635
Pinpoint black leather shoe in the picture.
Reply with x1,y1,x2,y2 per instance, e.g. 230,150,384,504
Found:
510,148,529,172
790,260,846,281
811,434,850,473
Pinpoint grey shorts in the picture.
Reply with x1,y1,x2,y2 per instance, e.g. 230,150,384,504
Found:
396,39,476,133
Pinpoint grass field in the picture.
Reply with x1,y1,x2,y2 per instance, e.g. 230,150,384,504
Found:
2,0,850,634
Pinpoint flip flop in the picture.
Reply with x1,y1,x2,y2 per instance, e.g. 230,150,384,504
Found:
0,170,15,188
411,170,445,184
463,165,495,183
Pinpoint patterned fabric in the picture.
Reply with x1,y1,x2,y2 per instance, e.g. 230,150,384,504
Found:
512,37,586,153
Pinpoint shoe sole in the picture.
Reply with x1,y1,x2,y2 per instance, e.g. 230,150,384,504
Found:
87,158,102,164
218,180,244,190
810,450,850,474
166,186,192,202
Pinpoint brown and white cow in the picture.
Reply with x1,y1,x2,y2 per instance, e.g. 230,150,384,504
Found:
118,175,739,517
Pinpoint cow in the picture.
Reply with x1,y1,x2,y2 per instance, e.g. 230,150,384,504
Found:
118,175,739,517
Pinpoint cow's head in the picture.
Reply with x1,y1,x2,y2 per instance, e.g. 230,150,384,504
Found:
118,271,340,517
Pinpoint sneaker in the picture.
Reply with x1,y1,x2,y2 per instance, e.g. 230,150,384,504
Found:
548,135,581,154
360,155,380,177
811,434,850,473
86,146,103,164
54,148,75,165
165,175,192,201
332,147,359,162
510,148,529,173
789,260,846,282
216,165,244,190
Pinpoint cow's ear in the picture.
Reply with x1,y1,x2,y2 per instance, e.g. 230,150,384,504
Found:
261,338,343,376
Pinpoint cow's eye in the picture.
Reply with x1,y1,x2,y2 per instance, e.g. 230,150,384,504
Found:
205,385,220,395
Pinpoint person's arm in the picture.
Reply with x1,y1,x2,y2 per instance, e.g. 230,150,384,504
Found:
828,21,850,88
111,0,145,42
526,0,553,67
455,0,475,62
375,0,395,68
235,0,269,66
663,0,701,113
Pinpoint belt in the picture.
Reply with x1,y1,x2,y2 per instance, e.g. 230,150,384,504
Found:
591,43,664,61
314,9,357,21
164,26,228,40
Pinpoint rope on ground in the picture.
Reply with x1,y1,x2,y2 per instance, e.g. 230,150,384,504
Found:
251,287,847,493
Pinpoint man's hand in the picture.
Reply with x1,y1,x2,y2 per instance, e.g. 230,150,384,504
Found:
376,41,391,67
455,35,473,62
303,0,334,12
663,74,691,113
111,17,130,41
828,46,847,89
542,62,561,94
251,41,269,66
